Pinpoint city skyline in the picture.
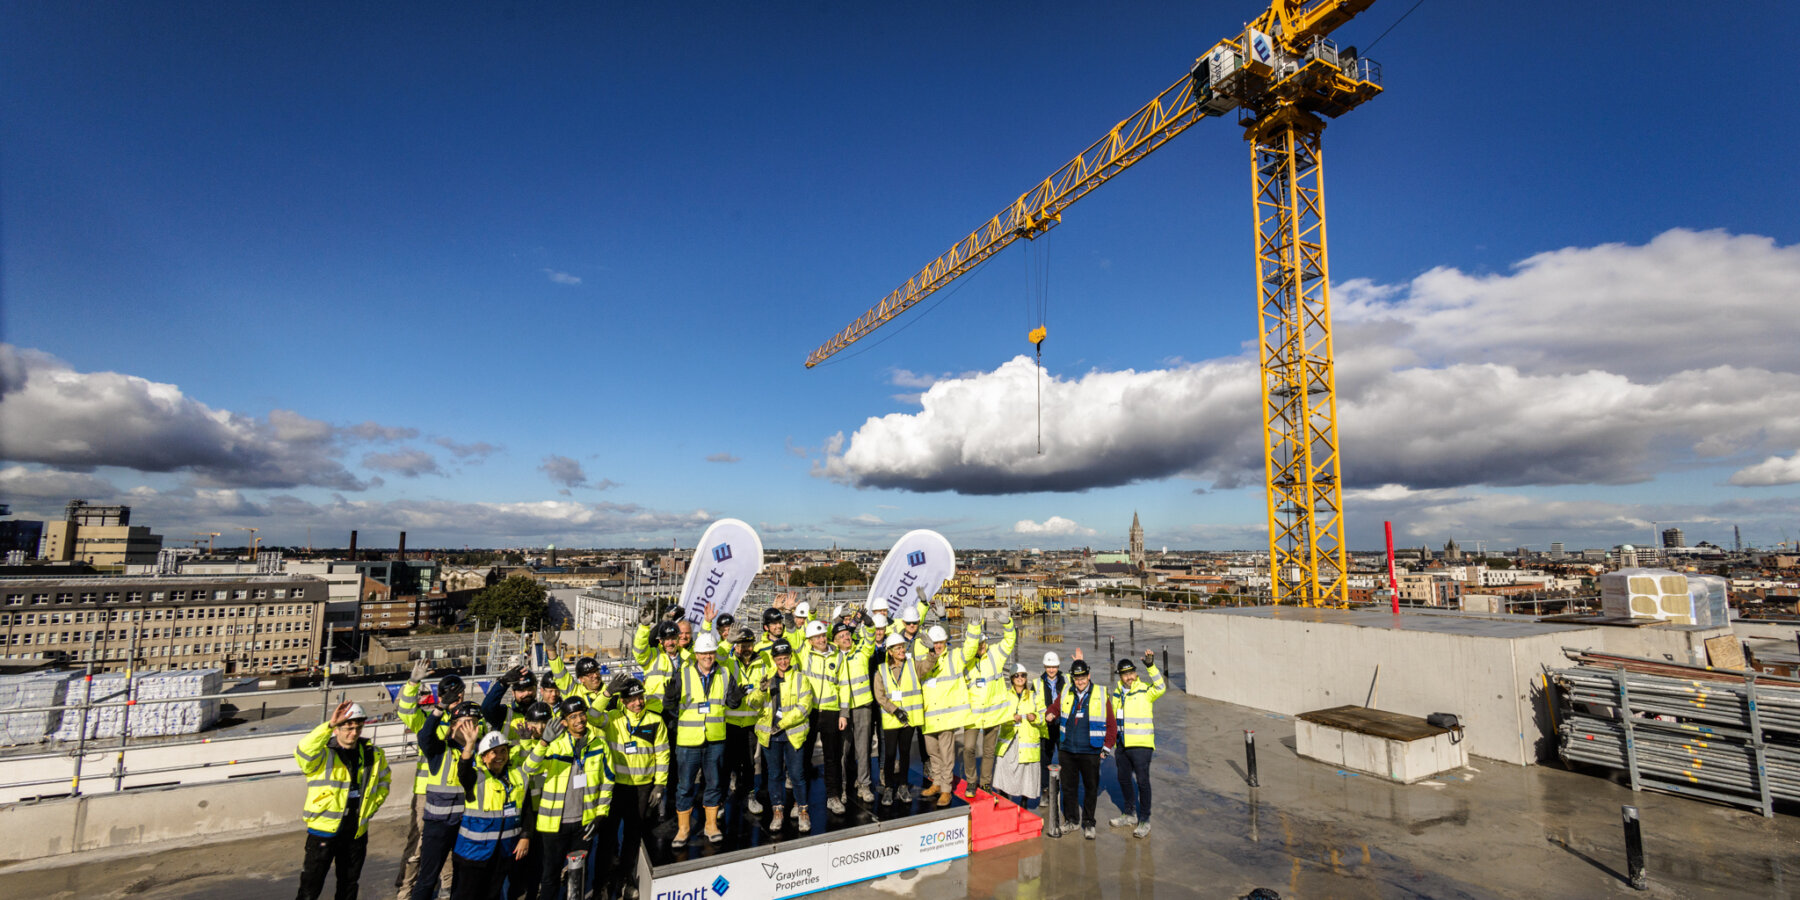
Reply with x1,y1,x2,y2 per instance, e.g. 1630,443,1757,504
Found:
4,2,1799,552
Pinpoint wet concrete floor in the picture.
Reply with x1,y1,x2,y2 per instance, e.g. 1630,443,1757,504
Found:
4,617,1797,898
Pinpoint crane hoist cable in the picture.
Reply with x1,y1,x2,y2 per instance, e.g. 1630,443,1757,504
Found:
1024,231,1051,454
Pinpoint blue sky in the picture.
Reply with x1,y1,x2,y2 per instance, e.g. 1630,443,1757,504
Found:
4,1,1799,552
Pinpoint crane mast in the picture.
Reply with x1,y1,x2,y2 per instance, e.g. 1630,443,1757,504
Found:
807,0,1383,606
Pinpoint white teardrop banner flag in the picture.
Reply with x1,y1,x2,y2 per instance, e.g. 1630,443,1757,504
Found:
867,529,956,618
678,518,764,622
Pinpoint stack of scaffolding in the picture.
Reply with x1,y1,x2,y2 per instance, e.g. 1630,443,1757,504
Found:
53,669,223,741
0,672,72,744
1554,652,1800,815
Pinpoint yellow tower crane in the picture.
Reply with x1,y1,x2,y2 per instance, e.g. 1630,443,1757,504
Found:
191,532,221,553
805,0,1383,606
237,526,260,561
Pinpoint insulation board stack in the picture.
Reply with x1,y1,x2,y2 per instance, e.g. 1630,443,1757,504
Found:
1686,575,1730,627
0,672,71,744
1599,568,1696,625
53,669,222,741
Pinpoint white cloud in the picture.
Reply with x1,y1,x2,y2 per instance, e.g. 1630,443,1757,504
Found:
0,465,118,501
539,455,618,491
543,268,581,285
1730,450,1800,487
432,437,500,461
342,421,420,442
361,448,442,478
1013,516,1095,536
820,230,1800,495
706,452,741,464
0,345,374,491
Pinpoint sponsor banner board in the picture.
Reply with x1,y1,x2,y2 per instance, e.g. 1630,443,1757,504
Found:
648,814,968,900
678,518,764,622
865,530,956,619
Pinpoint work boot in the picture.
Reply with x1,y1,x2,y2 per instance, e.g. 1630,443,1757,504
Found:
796,805,812,833
1133,820,1152,838
827,796,845,814
979,781,992,796
936,789,951,808
1109,813,1137,828
747,793,764,815
963,784,977,800
770,806,786,831
879,787,894,805
920,783,942,799
858,784,875,803
704,806,724,844
672,809,692,847
1083,824,1096,840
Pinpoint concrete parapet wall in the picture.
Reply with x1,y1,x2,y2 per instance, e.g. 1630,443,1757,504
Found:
1088,604,1190,626
0,761,415,862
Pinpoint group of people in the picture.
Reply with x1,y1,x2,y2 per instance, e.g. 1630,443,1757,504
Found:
292,597,1166,900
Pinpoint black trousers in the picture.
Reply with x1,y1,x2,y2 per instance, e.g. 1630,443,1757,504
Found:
882,725,916,789
916,725,931,786
535,823,597,900
1059,751,1102,828
410,820,459,900
609,782,655,878
1116,746,1154,820
816,711,845,797
725,724,756,799
296,831,368,900
450,848,518,900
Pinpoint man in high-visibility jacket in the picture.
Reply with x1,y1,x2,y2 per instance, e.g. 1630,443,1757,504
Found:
919,625,974,808
663,630,742,846
1108,651,1165,838
961,615,1016,798
395,661,466,900
832,621,878,806
872,633,929,805
449,726,530,900
750,639,813,833
546,654,605,711
599,678,669,895
633,618,691,717
895,606,934,790
797,619,849,809
1046,654,1116,840
1037,652,1067,796
296,701,391,900
482,663,543,745
522,697,615,900
722,627,766,814
753,605,801,659
410,700,484,900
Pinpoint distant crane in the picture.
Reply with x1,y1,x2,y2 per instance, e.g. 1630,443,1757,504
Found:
191,532,221,553
806,0,1384,606
237,526,260,561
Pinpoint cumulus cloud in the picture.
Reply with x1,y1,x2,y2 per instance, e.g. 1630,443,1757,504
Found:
543,269,581,285
432,437,500,461
0,465,118,500
539,455,618,491
820,230,1800,495
1730,450,1800,487
1013,516,1095,536
342,421,420,442
361,448,442,478
705,452,741,464
0,346,372,491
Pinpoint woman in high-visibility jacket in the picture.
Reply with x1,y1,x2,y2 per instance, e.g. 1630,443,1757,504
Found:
1108,651,1165,838
961,615,1016,797
295,701,391,900
797,619,850,813
522,697,614,900
991,664,1045,807
601,678,671,890
449,726,530,900
722,627,767,814
750,639,814,833
872,633,930,805
919,625,975,807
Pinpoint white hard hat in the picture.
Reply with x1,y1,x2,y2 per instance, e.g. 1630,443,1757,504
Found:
1014,663,1029,676
806,620,828,638
871,612,889,628
795,602,811,619
341,702,368,722
883,634,906,650
927,625,948,644
477,731,509,756
1043,651,1060,667
831,603,846,619
693,631,720,653
900,606,921,624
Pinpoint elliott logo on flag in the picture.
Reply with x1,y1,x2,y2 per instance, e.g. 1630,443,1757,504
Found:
712,543,733,563
907,550,926,567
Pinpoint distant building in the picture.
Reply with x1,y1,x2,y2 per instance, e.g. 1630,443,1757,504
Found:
1549,541,1565,559
0,574,327,674
37,500,164,566
1662,527,1685,549
1128,512,1145,569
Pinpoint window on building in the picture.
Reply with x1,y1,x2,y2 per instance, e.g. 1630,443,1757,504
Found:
233,590,247,600
125,592,141,602
33,594,50,605
4,595,20,606
150,592,164,602
214,591,227,600
79,593,97,604
293,588,306,598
